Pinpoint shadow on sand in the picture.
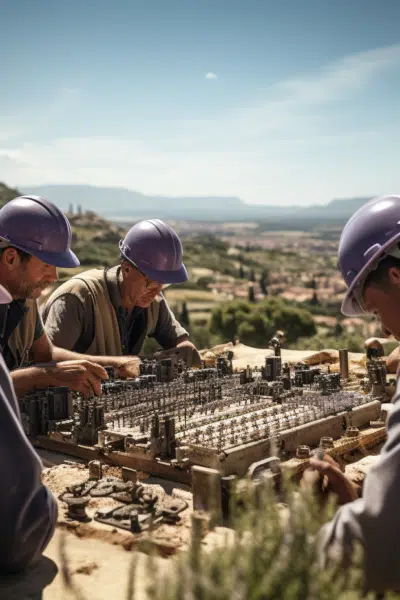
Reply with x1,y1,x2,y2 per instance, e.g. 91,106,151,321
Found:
0,556,58,600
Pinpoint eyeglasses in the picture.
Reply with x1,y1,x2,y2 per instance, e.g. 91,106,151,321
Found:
127,258,170,290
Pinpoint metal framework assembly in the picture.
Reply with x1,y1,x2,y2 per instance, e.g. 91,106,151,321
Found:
20,349,387,481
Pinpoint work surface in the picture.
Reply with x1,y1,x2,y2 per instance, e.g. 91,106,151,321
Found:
0,343,390,599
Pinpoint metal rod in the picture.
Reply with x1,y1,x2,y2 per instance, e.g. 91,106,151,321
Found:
339,348,349,379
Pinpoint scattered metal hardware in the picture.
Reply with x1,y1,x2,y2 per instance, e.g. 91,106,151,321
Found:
60,472,188,533
62,495,91,522
93,493,187,533
88,460,102,480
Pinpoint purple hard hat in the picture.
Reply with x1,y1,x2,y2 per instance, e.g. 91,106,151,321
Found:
339,195,400,316
119,219,188,284
0,196,79,268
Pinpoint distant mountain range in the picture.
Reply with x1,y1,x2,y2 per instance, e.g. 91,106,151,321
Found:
22,184,374,223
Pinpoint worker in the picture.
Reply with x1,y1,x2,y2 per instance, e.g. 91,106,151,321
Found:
43,218,201,368
309,195,400,592
337,198,400,373
0,281,57,572
0,196,150,398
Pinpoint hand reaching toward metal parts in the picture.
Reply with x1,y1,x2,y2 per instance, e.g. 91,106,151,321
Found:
307,453,359,506
115,356,141,379
154,341,202,368
50,360,108,397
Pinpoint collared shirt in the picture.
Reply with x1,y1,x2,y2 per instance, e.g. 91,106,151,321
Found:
0,301,44,370
44,266,188,355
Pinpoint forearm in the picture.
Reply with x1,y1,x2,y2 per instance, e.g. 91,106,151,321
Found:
11,366,58,398
51,346,138,369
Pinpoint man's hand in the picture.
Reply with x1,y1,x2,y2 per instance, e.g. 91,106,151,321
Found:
50,360,108,397
154,340,202,368
115,357,141,379
307,454,359,505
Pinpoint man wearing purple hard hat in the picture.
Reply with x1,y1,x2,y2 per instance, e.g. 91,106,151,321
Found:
338,194,400,372
304,195,400,592
43,218,201,367
0,280,57,571
0,196,147,398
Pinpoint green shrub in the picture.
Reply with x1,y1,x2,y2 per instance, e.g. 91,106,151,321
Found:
289,333,366,353
144,481,380,600
210,298,316,347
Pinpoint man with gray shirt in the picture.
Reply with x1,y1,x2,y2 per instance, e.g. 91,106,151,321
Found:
311,195,400,592
43,219,201,368
0,281,56,572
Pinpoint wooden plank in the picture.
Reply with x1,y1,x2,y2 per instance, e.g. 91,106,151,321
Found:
32,436,191,485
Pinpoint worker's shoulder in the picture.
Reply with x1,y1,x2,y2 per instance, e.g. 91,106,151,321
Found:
56,269,105,294
48,270,106,308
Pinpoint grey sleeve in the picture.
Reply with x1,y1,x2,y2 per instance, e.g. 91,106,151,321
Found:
318,385,400,592
0,359,57,572
152,297,189,350
44,293,86,351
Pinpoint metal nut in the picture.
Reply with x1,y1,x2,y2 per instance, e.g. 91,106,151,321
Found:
296,445,311,459
319,436,334,449
345,427,360,438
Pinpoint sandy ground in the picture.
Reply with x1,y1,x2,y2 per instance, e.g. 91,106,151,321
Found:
43,463,194,555
0,529,170,600
202,342,367,371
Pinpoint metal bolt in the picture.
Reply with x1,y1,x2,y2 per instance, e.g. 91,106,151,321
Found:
88,460,102,480
296,445,311,459
319,436,334,449
339,349,349,379
346,426,360,438
130,510,141,533
63,495,91,521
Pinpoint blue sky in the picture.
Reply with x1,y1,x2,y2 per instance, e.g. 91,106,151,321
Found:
1,0,400,206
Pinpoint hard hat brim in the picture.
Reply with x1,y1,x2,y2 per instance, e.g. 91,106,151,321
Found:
141,262,189,285
27,247,80,268
341,232,400,316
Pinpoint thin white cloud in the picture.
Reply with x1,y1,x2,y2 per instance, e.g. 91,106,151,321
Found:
205,72,218,80
2,45,400,205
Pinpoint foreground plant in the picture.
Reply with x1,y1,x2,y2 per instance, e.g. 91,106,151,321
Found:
143,480,399,600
